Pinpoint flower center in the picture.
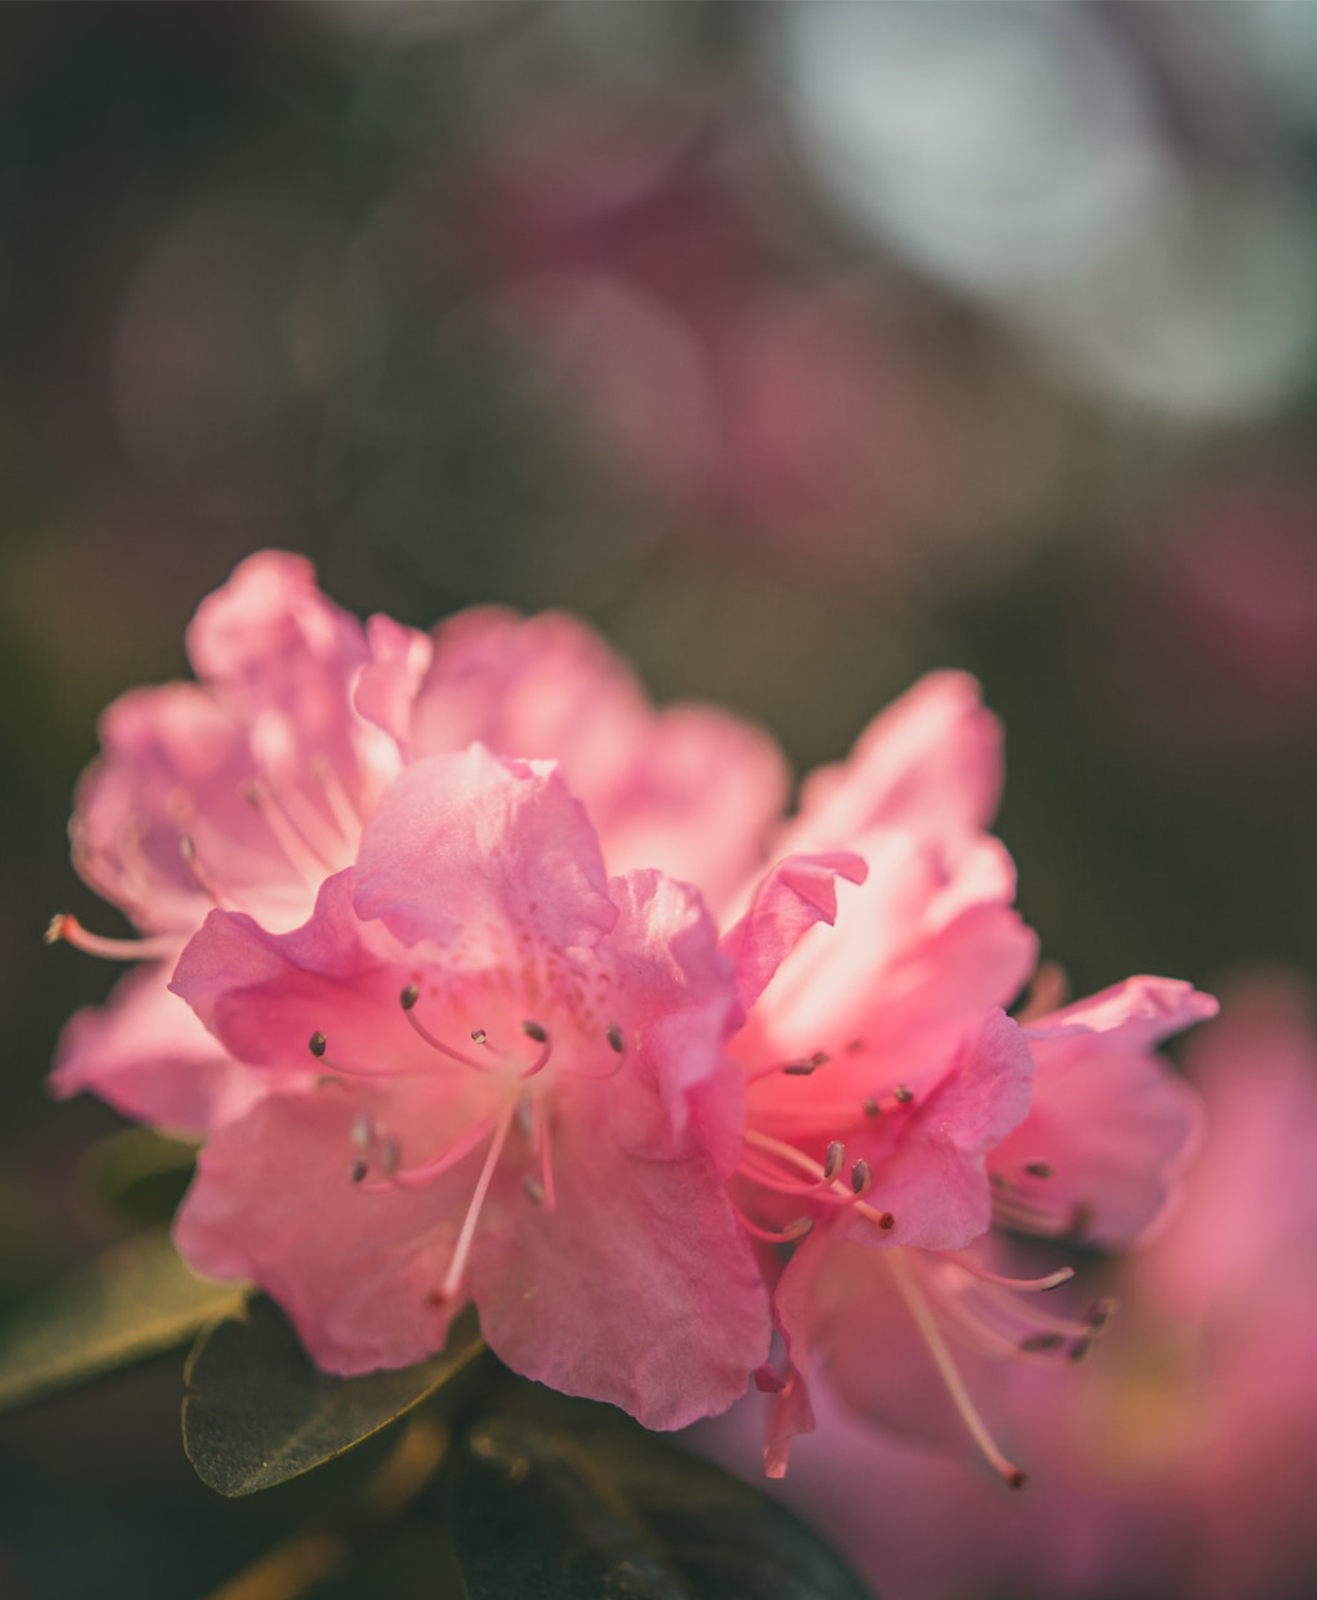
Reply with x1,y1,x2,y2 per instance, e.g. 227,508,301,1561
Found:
309,984,629,1305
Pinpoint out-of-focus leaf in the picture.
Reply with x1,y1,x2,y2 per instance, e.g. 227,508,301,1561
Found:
0,1229,248,1414
83,1126,198,1227
448,1399,877,1600
183,1297,487,1497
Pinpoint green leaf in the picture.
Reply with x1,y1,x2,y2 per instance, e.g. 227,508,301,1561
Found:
182,1297,487,1496
82,1126,198,1228
0,1229,249,1414
448,1399,878,1600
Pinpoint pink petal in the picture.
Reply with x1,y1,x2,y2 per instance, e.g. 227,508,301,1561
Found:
838,1009,1035,1253
174,1088,468,1374
352,746,618,957
470,1102,770,1430
600,869,744,1173
391,605,789,907
170,871,422,1082
50,961,264,1135
720,851,869,1015
355,614,433,755
994,977,1217,1248
73,683,297,935
740,830,1036,1098
783,671,1004,855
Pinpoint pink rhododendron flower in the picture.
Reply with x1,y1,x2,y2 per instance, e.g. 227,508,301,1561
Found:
717,977,1313,1600
169,746,770,1427
51,551,393,1132
715,672,1213,1484
51,551,785,1132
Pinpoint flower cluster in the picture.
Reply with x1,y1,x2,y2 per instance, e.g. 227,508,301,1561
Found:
50,552,1214,1472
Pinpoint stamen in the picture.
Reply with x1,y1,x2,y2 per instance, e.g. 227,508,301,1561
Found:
312,755,365,844
933,1267,1109,1366
884,1250,1029,1490
361,1112,498,1194
1088,1299,1116,1330
538,1104,557,1211
44,914,177,963
779,1048,831,1077
950,1257,1075,1294
178,834,230,907
400,989,490,1072
741,1129,895,1230
244,780,333,883
309,1031,328,1059
437,1099,517,1303
734,1208,814,1245
520,1020,552,1078
1019,1332,1065,1354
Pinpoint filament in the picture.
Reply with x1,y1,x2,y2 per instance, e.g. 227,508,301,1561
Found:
884,1249,1028,1489
45,914,177,962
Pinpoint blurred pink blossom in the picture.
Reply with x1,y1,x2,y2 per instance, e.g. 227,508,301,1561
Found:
1099,480,1317,761
463,105,925,554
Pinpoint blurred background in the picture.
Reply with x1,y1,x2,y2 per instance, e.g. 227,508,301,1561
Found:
2,4,1316,1598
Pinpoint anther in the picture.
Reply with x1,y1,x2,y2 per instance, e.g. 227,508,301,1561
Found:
1019,1332,1066,1354
850,1158,873,1197
471,1029,487,1045
351,1113,375,1151
349,1158,368,1185
522,1176,546,1207
823,1141,845,1181
893,1085,914,1105
1068,1336,1093,1364
810,1051,830,1068
782,1059,818,1077
400,984,420,1011
863,1097,881,1118
847,1038,866,1053
606,1023,626,1054
1087,1300,1116,1330
522,1020,548,1044
1024,1161,1054,1179
379,1135,400,1180
309,1031,328,1059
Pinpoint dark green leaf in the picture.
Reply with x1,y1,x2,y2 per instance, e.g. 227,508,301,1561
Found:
183,1297,487,1496
82,1126,198,1227
448,1399,877,1600
0,1229,249,1414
